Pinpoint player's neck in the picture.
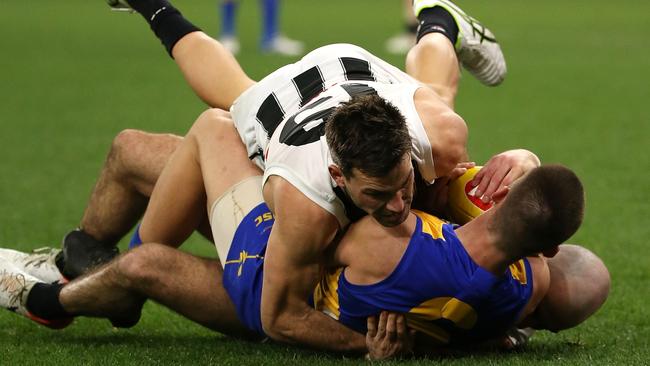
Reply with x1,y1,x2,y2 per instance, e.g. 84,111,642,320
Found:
455,212,510,275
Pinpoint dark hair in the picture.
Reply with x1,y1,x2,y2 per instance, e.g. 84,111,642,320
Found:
491,164,585,259
325,94,411,177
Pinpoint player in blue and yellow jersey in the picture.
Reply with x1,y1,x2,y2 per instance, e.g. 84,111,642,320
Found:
217,164,608,353
314,210,534,346
0,164,609,359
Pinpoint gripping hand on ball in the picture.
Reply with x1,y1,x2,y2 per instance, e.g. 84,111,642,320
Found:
470,149,540,204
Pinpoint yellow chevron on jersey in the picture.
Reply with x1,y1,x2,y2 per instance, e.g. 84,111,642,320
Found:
313,268,343,320
405,296,477,343
409,297,477,329
412,209,446,240
509,259,528,285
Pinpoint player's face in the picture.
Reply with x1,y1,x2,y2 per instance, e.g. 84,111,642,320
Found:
343,156,415,227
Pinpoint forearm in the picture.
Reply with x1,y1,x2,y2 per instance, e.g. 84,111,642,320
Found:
265,307,366,353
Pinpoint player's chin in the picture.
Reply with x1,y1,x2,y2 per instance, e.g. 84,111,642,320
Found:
374,209,410,227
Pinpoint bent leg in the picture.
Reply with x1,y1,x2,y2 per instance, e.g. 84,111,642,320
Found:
58,130,183,280
60,243,253,337
80,130,182,245
405,33,460,108
138,109,261,247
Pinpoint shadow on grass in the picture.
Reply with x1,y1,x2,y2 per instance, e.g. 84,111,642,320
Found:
410,338,588,363
0,315,593,364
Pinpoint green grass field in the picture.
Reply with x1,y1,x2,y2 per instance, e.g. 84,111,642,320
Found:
1,0,649,364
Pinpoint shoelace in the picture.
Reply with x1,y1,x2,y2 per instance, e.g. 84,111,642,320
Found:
23,248,59,269
0,270,28,310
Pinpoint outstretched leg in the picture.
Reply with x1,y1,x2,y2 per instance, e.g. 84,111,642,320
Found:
59,243,253,336
0,244,253,337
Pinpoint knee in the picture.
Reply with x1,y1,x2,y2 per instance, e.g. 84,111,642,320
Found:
115,244,168,287
188,108,238,142
108,129,149,171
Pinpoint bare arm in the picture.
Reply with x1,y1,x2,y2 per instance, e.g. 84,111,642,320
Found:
260,180,366,353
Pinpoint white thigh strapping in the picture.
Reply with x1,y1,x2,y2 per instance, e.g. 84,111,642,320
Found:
209,176,264,268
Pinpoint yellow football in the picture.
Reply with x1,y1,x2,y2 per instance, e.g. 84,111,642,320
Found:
447,166,494,224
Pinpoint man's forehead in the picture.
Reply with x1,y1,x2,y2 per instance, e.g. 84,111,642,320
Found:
352,160,413,189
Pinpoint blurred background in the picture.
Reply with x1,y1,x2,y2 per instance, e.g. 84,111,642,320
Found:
0,1,648,364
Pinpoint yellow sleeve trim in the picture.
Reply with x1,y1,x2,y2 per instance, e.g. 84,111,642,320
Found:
412,210,446,239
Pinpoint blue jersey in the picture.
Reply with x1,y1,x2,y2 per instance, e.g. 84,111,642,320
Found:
313,210,533,345
223,206,532,342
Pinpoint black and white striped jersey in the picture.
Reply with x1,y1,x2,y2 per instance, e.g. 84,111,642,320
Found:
231,44,435,227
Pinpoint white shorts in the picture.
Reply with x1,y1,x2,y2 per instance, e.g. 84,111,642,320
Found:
209,176,264,268
230,43,419,170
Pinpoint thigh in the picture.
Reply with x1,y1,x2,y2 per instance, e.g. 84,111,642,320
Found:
209,176,265,267
139,110,260,246
193,110,263,209
131,243,256,338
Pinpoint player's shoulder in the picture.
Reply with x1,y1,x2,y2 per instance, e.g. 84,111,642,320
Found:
267,177,335,222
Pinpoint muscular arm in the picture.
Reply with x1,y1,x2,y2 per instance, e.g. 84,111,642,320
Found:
260,179,366,352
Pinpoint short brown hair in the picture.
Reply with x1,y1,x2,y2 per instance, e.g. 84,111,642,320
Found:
325,94,411,178
491,165,585,259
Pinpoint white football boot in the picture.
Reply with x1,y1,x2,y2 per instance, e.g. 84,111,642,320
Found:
413,0,507,86
0,247,64,284
0,258,72,329
106,0,134,12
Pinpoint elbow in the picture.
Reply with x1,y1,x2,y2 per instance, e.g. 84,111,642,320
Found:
261,312,299,343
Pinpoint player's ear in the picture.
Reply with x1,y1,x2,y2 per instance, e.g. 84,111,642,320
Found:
492,186,510,205
329,164,346,187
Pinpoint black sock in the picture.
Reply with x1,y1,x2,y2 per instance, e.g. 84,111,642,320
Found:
416,6,459,46
26,283,72,320
126,0,201,57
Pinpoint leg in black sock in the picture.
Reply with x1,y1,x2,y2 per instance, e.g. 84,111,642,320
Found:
416,6,459,46
26,283,71,320
126,0,202,56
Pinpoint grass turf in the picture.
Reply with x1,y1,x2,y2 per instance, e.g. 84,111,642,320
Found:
1,0,649,364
